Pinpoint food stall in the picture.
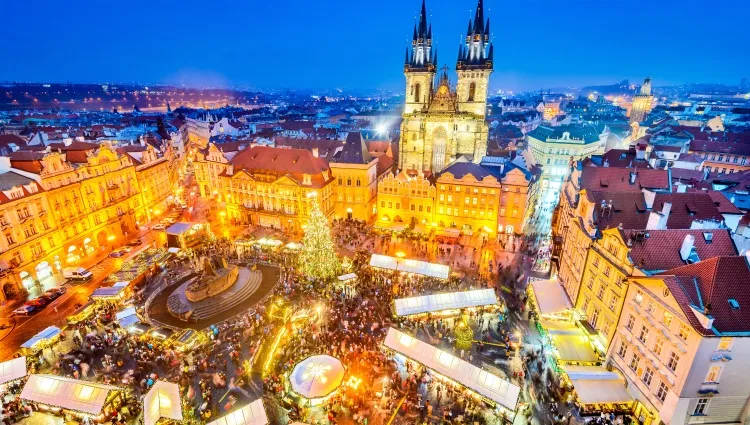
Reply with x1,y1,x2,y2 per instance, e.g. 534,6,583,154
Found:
393,288,498,318
383,327,520,418
20,374,123,423
116,307,140,330
20,326,62,355
143,380,182,425
0,356,27,387
67,301,98,324
559,365,633,415
207,397,268,425
369,254,450,280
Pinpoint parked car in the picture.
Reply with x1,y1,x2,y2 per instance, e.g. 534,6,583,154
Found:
13,305,36,315
129,322,152,335
162,218,176,225
109,250,126,258
42,290,63,301
149,327,175,340
127,239,143,247
63,267,93,281
46,286,67,295
27,298,49,308
151,224,166,230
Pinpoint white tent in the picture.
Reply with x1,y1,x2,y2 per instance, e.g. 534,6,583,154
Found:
207,398,268,425
290,355,345,400
116,307,140,329
544,322,599,363
559,365,633,404
144,381,182,425
337,273,356,281
384,328,520,411
0,357,27,385
529,279,572,317
21,326,61,350
394,289,498,316
369,254,450,279
21,374,121,415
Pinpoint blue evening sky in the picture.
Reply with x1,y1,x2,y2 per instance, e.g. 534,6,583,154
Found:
1,0,748,91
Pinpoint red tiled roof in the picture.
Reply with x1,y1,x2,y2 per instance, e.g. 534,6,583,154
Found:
706,191,743,214
376,154,395,177
690,140,750,156
228,146,333,188
0,134,27,146
627,229,737,272
655,256,750,335
580,167,669,192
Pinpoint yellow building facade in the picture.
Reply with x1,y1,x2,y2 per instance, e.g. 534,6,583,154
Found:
128,145,172,222
330,132,379,222
377,170,436,229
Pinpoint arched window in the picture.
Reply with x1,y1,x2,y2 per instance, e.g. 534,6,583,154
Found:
347,178,352,186
414,83,421,103
356,178,361,187
468,82,476,101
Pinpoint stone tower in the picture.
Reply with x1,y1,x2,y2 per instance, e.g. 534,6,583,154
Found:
456,0,494,117
403,0,437,114
630,77,654,124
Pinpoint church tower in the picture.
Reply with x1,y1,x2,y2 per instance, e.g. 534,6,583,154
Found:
630,77,654,124
403,0,437,114
456,0,493,117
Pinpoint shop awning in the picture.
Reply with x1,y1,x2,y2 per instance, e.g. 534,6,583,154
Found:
21,326,61,349
0,356,27,385
544,322,598,363
91,286,126,299
435,228,461,238
167,247,181,253
144,381,182,425
384,328,520,411
560,365,633,404
369,254,450,279
21,374,121,415
394,289,498,316
207,398,268,425
338,273,357,281
116,307,140,329
113,281,130,288
529,279,571,316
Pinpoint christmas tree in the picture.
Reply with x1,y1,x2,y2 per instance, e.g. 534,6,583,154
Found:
298,193,340,281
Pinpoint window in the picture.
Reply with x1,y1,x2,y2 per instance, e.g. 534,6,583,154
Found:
593,256,599,267
629,353,640,371
678,323,690,341
635,290,643,305
603,265,611,277
414,83,421,103
662,312,673,329
590,308,600,327
600,319,612,336
638,325,649,343
705,365,722,383
694,398,709,416
609,294,619,311
656,381,668,402
468,81,476,101
626,314,636,330
718,337,734,351
668,351,680,371
581,297,590,313
618,340,628,358
587,276,595,289
410,204,415,211
652,337,663,356
643,367,653,386
439,194,444,202
646,301,656,314
426,206,431,213
596,284,605,300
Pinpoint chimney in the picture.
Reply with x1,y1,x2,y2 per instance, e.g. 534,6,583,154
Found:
646,212,661,230
629,171,637,184
702,167,710,181
680,234,695,262
643,189,656,210
312,148,319,158
636,147,646,161
659,202,672,229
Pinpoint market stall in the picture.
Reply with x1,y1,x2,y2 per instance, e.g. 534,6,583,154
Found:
0,356,27,386
166,222,211,250
91,285,128,302
67,301,97,324
383,328,520,414
144,380,182,425
288,355,345,405
559,365,633,415
20,374,123,421
542,321,599,366
116,307,140,330
394,289,498,317
207,398,268,425
527,278,573,320
20,326,62,354
369,254,450,279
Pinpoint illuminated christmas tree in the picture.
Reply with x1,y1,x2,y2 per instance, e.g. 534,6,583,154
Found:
298,193,340,281
454,318,474,351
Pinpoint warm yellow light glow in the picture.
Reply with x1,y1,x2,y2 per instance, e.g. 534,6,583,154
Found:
395,251,405,258
107,235,116,241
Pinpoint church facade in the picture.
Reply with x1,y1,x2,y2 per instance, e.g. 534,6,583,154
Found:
399,0,494,173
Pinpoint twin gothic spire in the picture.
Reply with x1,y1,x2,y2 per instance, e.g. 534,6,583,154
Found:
404,0,493,72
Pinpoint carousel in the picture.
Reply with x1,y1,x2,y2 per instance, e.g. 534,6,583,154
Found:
288,355,345,406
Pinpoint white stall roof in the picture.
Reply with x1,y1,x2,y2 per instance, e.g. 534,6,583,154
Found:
116,307,140,329
560,365,633,404
338,273,357,281
369,254,450,279
0,357,27,385
384,328,519,411
394,289,498,316
166,222,192,235
207,398,268,425
91,286,125,299
21,326,61,349
144,381,182,425
530,279,572,316
21,374,120,415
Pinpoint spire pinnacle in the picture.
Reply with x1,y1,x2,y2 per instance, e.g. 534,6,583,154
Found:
405,46,410,64
467,19,472,36
473,0,485,34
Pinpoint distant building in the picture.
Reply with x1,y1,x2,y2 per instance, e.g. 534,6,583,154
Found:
630,77,655,124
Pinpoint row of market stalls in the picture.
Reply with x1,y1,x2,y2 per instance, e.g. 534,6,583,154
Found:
384,327,520,417
394,288,498,317
369,254,450,280
526,278,634,415
0,356,271,425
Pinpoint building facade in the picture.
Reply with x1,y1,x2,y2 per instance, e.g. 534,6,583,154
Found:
330,132,379,222
399,0,493,173
630,78,654,124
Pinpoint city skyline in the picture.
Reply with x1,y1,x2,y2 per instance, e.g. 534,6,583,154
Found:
2,0,749,91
